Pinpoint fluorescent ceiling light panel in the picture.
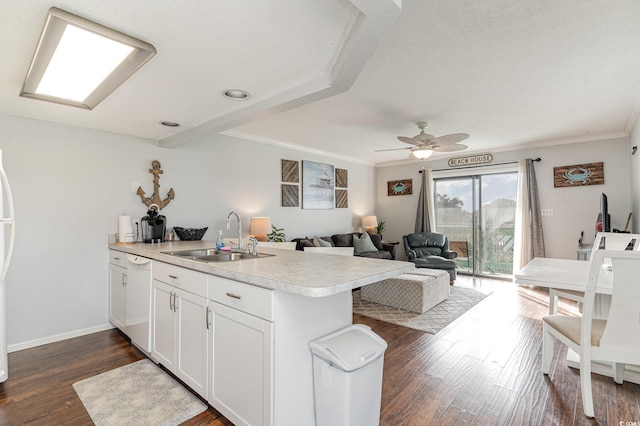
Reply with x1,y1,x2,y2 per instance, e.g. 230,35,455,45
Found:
21,7,156,109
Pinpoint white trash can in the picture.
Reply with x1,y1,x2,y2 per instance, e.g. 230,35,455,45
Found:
309,324,388,426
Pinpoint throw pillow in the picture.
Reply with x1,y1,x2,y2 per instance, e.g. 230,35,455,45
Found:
299,239,314,248
353,232,378,255
368,233,384,251
314,236,332,247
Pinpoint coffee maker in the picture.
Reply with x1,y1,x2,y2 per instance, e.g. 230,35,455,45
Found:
141,204,166,243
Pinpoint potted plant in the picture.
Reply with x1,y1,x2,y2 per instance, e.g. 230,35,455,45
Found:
376,220,386,237
268,225,286,242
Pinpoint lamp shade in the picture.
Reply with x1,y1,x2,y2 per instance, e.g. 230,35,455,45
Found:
250,217,272,234
362,215,378,228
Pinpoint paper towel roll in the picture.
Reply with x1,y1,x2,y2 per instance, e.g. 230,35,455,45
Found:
118,215,133,243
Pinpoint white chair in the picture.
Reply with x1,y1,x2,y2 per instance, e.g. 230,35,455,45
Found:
257,241,296,250
542,250,640,418
549,232,640,314
303,247,354,256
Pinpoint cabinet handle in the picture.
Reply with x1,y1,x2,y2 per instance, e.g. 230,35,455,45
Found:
173,293,178,312
113,257,121,260
122,275,127,286
168,274,178,279
205,306,211,330
226,292,241,300
169,291,174,311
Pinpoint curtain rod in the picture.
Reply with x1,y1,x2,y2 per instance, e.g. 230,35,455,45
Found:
423,157,541,173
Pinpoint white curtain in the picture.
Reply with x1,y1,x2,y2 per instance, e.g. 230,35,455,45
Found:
514,159,545,271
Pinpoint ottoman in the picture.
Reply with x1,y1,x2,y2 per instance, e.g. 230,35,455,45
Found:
360,268,450,313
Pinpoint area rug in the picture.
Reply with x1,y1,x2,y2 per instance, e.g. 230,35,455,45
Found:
353,286,491,334
73,359,207,426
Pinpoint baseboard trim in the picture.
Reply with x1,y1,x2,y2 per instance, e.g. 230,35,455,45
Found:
8,323,115,353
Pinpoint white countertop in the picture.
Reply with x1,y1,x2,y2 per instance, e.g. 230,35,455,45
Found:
109,240,415,297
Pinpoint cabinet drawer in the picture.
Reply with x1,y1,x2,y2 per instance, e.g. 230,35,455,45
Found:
153,261,207,297
109,250,128,268
208,275,274,321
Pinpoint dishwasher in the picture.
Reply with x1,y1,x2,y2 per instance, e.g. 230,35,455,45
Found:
126,254,152,353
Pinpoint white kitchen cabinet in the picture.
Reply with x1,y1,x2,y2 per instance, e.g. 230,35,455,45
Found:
207,275,274,426
108,252,127,332
151,280,175,369
152,262,209,398
209,301,273,426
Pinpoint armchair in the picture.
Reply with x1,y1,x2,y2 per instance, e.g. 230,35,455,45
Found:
403,232,458,282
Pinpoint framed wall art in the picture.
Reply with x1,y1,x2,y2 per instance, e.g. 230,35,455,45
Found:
553,162,604,188
281,184,299,207
302,160,334,209
387,179,412,196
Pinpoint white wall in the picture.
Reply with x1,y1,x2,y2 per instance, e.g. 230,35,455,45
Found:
0,114,375,348
630,127,640,233
376,137,630,260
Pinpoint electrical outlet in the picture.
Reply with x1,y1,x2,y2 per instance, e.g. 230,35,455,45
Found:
132,182,140,193
541,209,553,216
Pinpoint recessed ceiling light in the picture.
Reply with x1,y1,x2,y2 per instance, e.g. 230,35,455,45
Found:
21,7,156,109
222,89,250,100
160,121,180,127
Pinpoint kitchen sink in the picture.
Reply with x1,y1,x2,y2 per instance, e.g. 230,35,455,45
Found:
162,248,274,262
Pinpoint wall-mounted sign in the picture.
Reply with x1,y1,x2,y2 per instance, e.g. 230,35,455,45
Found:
448,154,493,167
553,162,604,187
387,179,412,196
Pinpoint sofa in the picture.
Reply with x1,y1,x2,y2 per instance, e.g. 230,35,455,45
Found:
292,233,397,260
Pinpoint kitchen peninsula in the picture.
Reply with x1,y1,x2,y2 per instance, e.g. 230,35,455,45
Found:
109,240,413,426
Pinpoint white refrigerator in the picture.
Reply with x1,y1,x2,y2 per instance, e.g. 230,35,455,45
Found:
0,150,15,382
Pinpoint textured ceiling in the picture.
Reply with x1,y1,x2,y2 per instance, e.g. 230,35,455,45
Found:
2,0,640,165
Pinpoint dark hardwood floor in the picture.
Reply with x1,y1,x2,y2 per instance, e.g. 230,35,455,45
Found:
0,276,637,425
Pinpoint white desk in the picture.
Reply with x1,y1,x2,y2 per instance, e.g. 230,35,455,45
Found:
514,257,611,295
515,257,640,384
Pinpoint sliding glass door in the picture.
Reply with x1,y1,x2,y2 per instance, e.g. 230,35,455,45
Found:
434,171,518,277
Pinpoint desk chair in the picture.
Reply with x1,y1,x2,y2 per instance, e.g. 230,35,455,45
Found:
257,241,296,250
549,232,640,314
303,247,354,256
542,250,640,418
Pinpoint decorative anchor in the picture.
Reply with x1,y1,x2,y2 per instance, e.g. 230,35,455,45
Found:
136,160,175,210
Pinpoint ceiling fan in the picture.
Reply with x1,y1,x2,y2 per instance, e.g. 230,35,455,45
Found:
377,122,469,159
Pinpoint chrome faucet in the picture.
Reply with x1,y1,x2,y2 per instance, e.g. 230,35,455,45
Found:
225,211,243,251
248,237,258,255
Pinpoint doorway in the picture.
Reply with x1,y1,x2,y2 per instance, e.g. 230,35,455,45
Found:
434,170,518,277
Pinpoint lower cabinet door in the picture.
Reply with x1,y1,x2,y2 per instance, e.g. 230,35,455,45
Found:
151,280,175,370
109,264,127,332
210,302,273,426
175,289,209,398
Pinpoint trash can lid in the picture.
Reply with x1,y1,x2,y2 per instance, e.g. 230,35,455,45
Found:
309,324,387,372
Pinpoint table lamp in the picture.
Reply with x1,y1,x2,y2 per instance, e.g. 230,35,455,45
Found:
362,215,378,234
250,217,272,242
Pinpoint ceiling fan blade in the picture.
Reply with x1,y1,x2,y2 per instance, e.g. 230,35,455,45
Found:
375,147,413,152
397,136,424,146
430,133,470,145
431,143,467,152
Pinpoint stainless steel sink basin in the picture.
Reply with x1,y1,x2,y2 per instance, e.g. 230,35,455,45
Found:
163,249,219,258
162,248,273,262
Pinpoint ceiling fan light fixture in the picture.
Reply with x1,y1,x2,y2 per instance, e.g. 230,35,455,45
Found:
410,147,433,160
